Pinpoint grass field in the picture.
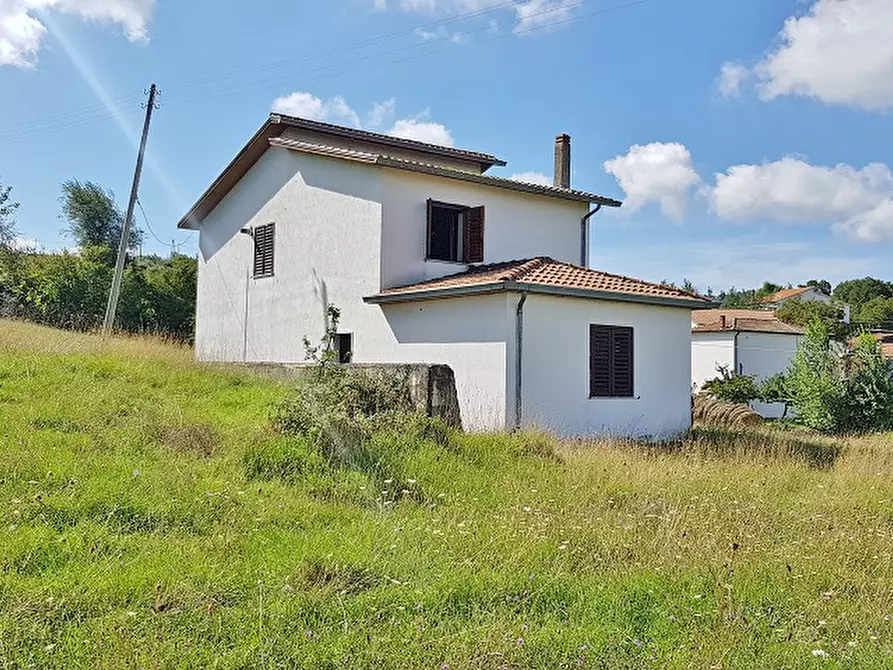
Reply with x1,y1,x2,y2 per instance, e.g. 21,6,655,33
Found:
1,320,892,669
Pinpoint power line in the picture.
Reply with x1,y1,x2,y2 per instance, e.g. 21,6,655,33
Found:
0,0,656,141
136,198,195,251
165,0,651,107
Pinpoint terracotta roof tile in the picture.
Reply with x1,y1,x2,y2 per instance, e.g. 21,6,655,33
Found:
759,287,812,304
370,257,712,307
693,318,805,335
692,308,778,326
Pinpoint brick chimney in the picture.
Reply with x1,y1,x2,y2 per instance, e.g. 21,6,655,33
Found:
720,314,727,329
554,134,571,188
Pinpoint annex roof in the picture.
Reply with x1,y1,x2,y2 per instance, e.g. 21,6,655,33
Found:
365,257,713,309
692,308,805,335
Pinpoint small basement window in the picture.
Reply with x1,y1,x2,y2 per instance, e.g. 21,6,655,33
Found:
335,333,353,364
252,222,275,278
589,325,634,398
426,199,485,263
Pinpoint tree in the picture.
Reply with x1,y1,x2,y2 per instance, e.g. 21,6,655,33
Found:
60,180,142,256
785,320,846,433
776,298,849,340
807,279,832,296
753,281,784,303
833,277,893,313
858,296,893,327
681,278,696,294
0,177,20,248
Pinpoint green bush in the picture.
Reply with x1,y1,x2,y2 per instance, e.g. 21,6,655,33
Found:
703,366,761,404
271,365,454,486
785,321,893,433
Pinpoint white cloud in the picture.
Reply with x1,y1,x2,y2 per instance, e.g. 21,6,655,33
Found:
717,62,747,98
10,236,39,251
514,0,581,35
366,97,396,129
834,200,893,242
709,158,893,242
603,142,701,220
754,0,893,110
510,171,552,186
0,0,154,67
378,0,580,35
271,92,361,127
271,92,455,146
389,118,454,146
413,26,466,43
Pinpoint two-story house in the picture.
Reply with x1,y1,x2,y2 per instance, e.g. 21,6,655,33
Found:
178,114,711,438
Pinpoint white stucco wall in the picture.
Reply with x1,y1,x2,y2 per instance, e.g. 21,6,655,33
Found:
517,294,694,439
195,146,514,431
691,332,736,390
380,169,587,289
738,331,801,418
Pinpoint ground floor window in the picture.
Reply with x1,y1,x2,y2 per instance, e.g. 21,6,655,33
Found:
335,333,352,364
589,324,634,398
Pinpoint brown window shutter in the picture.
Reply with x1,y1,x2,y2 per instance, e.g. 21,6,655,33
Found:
253,223,275,278
589,325,611,397
612,327,634,397
464,205,485,263
426,198,434,258
590,324,634,397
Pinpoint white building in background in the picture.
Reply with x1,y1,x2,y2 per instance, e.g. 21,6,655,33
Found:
691,309,804,418
178,114,711,438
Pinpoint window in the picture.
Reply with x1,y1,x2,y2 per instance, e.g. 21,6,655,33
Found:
252,223,275,278
426,199,484,263
589,325,634,398
335,333,352,364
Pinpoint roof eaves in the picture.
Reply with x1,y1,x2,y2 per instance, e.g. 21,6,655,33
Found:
365,280,713,309
272,113,507,168
177,118,278,229
375,156,622,207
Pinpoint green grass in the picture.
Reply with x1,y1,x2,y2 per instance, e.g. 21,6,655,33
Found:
1,320,893,668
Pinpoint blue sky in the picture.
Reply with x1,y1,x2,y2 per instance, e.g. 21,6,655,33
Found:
1,0,891,292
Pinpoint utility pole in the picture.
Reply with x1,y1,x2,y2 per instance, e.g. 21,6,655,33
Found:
102,83,158,337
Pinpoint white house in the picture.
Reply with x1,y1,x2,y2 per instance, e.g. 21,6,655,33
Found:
759,286,832,309
691,309,804,418
178,114,711,438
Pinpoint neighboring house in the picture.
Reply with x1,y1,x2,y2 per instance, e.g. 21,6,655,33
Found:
178,113,711,438
860,331,893,361
759,286,832,309
691,309,804,418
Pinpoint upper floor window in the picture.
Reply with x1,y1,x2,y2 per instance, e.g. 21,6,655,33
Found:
426,199,485,264
589,324,634,398
253,222,275,278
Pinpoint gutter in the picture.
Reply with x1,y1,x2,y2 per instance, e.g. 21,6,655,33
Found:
515,292,527,431
365,281,712,310
580,204,602,267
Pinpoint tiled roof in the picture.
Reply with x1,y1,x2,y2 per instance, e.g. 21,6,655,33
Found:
759,287,811,304
367,258,713,308
272,113,507,169
693,318,805,335
692,308,777,326
268,137,623,206
883,343,893,360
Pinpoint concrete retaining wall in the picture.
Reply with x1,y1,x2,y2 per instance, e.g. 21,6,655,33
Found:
223,362,462,428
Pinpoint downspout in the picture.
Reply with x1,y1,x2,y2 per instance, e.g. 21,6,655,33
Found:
515,292,528,431
580,204,602,267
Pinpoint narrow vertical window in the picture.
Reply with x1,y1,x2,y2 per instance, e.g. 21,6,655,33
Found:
253,223,275,278
336,333,353,364
589,325,634,398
